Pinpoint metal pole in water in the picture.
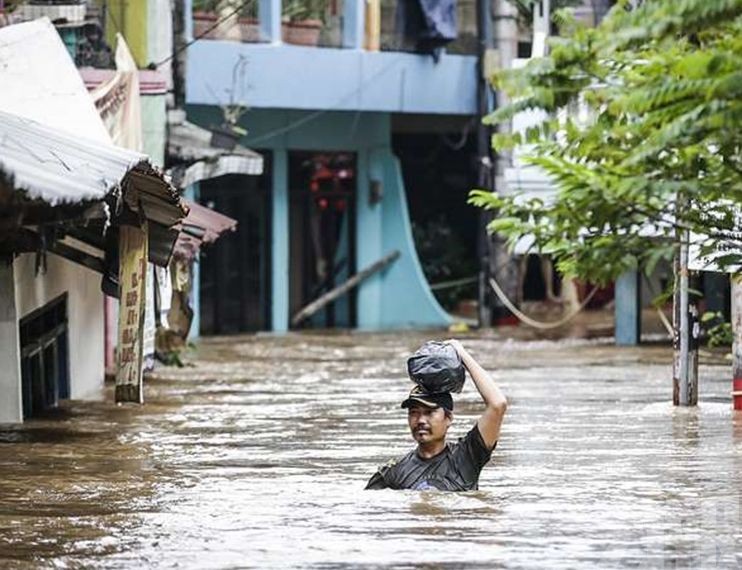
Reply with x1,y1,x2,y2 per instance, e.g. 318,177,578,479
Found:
678,234,690,405
732,273,742,411
673,228,698,406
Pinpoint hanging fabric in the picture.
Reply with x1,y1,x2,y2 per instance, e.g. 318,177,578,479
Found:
396,0,458,60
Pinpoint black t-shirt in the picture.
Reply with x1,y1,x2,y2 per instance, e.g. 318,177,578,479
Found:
365,424,495,491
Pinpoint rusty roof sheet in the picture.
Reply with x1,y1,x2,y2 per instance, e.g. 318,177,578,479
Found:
174,200,238,260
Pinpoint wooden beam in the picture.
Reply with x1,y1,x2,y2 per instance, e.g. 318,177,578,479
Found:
116,223,148,404
16,229,105,274
291,250,400,327
47,240,105,274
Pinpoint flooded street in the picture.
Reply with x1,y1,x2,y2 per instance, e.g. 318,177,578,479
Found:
1,331,741,569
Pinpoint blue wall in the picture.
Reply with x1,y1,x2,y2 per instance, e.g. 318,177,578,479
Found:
187,105,452,331
186,42,477,115
184,183,201,340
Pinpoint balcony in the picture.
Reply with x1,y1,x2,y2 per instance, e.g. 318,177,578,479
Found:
186,0,479,115
189,0,478,53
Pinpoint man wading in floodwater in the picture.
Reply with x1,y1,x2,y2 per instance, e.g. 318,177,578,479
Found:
365,340,507,491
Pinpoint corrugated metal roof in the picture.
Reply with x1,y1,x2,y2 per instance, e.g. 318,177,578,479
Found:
0,19,112,144
0,109,174,207
174,200,238,260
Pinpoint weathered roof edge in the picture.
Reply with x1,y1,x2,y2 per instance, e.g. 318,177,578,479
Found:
0,109,184,216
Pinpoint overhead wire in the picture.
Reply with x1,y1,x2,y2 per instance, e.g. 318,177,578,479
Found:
103,0,124,37
245,57,404,146
153,0,257,69
641,272,674,338
440,117,475,151
149,1,403,144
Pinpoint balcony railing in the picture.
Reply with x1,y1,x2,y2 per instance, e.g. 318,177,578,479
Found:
192,0,261,43
188,0,478,53
191,0,345,47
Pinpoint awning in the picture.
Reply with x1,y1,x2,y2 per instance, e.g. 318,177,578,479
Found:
174,200,238,261
166,109,263,189
0,110,187,267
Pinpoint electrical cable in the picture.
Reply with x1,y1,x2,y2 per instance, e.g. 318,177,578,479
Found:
153,0,257,69
440,117,475,151
489,275,599,330
103,0,124,37
430,275,478,291
641,273,674,338
245,57,403,145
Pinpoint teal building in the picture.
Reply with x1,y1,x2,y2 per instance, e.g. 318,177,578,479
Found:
185,0,480,333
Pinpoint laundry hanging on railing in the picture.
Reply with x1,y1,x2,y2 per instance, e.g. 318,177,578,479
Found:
396,0,458,60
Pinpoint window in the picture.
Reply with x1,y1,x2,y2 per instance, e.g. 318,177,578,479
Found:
19,295,70,419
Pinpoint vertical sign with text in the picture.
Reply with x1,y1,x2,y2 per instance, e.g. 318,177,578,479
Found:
116,223,148,403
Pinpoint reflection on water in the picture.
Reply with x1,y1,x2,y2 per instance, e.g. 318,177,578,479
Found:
0,332,741,568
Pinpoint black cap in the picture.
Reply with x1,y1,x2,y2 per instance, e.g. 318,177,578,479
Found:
400,386,454,412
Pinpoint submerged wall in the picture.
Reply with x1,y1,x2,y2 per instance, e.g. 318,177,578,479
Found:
14,253,105,400
0,262,22,423
187,106,451,331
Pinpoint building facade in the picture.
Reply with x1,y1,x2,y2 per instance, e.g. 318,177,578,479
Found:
184,0,487,332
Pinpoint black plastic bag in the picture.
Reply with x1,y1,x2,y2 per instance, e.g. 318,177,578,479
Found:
406,341,465,394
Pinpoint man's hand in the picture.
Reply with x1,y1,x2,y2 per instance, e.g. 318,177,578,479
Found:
446,339,507,449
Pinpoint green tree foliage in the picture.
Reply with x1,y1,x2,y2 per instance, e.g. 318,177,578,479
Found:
470,0,742,284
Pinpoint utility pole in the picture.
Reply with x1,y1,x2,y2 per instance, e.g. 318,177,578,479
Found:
489,0,521,325
672,227,699,406
172,0,187,108
475,0,494,328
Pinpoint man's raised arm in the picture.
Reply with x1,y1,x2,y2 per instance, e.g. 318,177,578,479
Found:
448,339,507,449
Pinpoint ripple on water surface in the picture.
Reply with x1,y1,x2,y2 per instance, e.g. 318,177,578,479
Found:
0,333,740,569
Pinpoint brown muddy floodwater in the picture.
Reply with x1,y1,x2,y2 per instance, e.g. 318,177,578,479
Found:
1,332,741,569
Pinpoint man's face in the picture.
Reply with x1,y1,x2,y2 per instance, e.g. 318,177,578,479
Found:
407,405,452,446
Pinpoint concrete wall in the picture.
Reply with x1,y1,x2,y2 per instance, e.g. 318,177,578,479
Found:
186,42,477,115
141,94,167,167
376,149,452,329
0,262,23,423
187,105,452,331
14,253,105,400
147,0,173,78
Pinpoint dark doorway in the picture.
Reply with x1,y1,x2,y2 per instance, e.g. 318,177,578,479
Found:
199,172,272,334
288,152,357,329
20,294,70,419
392,122,479,315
